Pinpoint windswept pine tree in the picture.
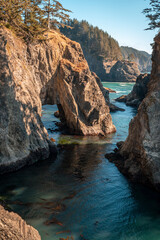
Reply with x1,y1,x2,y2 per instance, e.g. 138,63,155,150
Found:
0,0,71,41
42,0,71,29
143,0,160,30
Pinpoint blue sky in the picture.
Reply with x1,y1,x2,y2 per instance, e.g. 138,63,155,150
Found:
63,0,157,54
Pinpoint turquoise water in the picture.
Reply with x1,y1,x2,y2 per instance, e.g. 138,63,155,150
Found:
1,83,160,240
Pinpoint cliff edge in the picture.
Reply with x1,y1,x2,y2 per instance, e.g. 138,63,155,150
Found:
0,27,115,173
106,33,160,191
115,73,150,107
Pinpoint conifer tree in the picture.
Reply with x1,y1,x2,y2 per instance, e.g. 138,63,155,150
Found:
143,0,160,30
60,19,122,60
41,0,71,29
0,0,23,25
0,0,71,41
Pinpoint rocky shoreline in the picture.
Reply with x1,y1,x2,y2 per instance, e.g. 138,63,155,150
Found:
106,33,160,191
106,60,140,82
0,25,159,240
0,205,41,240
115,73,150,107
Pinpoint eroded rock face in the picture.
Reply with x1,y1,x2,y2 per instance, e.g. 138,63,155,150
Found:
55,58,116,135
120,46,152,73
107,60,140,82
26,32,116,136
0,205,41,240
0,28,57,174
115,74,150,107
0,27,115,172
106,33,160,191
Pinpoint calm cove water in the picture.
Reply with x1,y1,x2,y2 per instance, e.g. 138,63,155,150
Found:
1,82,160,240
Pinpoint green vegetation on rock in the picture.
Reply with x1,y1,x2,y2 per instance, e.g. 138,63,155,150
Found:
0,0,71,41
143,0,160,30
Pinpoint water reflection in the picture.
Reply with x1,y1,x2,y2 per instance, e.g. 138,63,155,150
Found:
56,144,104,181
1,83,160,240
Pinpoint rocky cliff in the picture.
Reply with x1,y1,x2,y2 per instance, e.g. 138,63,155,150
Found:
106,60,140,82
60,20,144,82
0,205,41,240
115,73,150,107
106,33,160,191
0,27,115,173
0,28,57,174
60,19,122,81
121,46,152,73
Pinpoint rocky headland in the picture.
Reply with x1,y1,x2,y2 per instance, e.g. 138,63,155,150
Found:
106,33,160,191
0,27,116,174
60,20,149,82
121,46,152,73
115,73,150,107
60,20,143,82
106,60,140,82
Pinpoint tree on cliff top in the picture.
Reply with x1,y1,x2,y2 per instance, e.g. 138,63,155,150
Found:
42,0,71,29
0,0,71,41
60,19,122,60
143,0,160,30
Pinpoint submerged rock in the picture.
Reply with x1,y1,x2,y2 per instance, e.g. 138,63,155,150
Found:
115,95,127,102
115,73,150,107
0,27,115,173
109,103,125,112
102,87,125,112
0,205,41,240
106,33,160,191
103,87,116,93
54,110,60,118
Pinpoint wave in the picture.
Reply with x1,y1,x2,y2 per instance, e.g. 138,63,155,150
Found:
116,91,126,94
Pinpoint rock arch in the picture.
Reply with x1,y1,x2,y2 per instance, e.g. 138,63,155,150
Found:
0,28,115,173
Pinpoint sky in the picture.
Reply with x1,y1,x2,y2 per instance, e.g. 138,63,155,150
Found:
62,0,157,54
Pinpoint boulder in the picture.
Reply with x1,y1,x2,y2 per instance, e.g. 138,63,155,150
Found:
0,205,41,240
102,87,125,112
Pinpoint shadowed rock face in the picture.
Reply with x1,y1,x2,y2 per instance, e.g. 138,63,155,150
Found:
0,27,115,172
115,74,150,107
0,28,57,173
54,47,116,135
107,33,160,191
107,60,140,82
0,205,41,240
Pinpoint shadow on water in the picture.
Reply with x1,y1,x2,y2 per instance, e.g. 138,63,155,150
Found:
55,144,103,181
1,143,160,240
